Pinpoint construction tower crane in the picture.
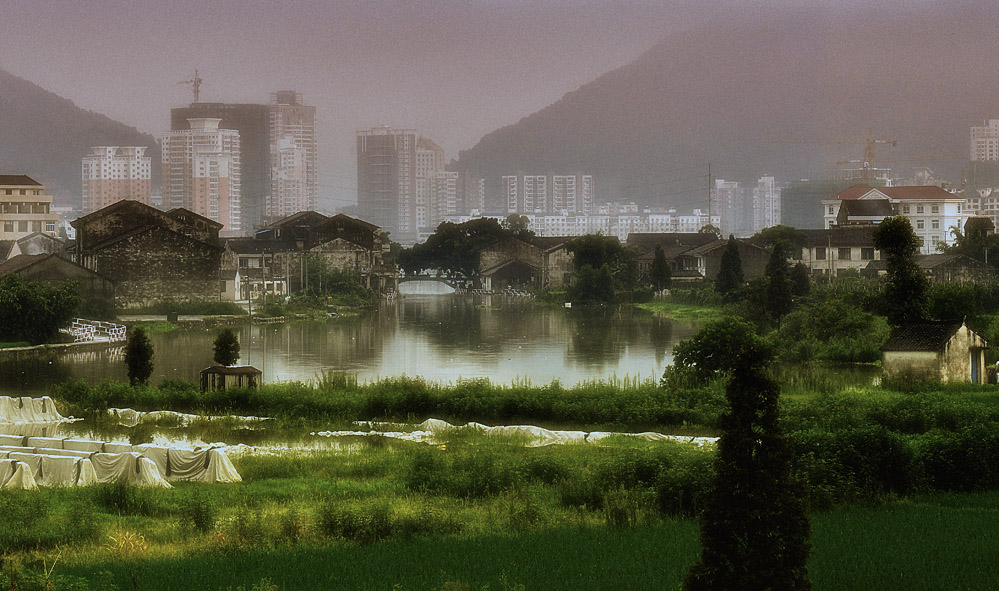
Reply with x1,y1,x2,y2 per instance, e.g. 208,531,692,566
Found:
767,128,897,180
178,69,203,103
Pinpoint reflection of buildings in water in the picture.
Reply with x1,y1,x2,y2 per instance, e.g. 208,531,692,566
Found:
648,316,675,367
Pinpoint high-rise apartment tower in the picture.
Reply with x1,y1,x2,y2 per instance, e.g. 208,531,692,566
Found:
161,118,241,232
81,146,151,214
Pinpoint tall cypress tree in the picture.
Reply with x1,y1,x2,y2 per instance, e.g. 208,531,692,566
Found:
124,326,154,386
213,328,241,366
872,216,929,326
714,236,743,295
685,328,811,591
764,240,794,327
650,245,672,291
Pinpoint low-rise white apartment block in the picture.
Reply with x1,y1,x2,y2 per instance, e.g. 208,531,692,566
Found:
0,175,60,240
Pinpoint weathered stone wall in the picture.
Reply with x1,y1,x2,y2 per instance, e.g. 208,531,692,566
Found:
543,247,575,289
75,203,166,250
882,351,940,382
92,227,221,307
15,256,115,314
941,324,987,383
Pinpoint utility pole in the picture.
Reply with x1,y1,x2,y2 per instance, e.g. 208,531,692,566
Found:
707,163,712,230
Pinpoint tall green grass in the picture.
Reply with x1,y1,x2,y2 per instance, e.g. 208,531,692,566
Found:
50,492,999,591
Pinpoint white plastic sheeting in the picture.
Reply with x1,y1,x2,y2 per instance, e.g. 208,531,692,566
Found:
0,458,36,489
108,407,269,428
90,453,171,488
7,452,96,487
314,418,718,448
0,396,66,424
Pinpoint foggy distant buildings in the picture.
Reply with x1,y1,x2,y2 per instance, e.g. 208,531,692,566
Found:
503,173,593,215
161,118,242,232
269,91,318,219
81,146,152,214
971,119,999,162
170,91,317,232
357,127,478,242
752,176,780,233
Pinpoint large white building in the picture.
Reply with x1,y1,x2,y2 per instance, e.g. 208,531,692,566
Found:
161,118,242,232
81,146,152,214
268,91,317,218
822,184,967,253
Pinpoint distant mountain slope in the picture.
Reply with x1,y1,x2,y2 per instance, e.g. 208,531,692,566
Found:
0,68,159,206
453,7,998,206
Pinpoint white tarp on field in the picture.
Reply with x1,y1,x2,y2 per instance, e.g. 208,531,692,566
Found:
108,407,269,428
90,452,171,488
314,419,718,448
0,459,36,489
0,396,66,424
8,452,96,487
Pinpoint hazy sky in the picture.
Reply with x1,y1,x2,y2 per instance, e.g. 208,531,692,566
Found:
0,0,947,209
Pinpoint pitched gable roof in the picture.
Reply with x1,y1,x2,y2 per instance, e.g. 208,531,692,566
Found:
799,227,876,247
626,232,718,252
167,207,224,229
265,210,329,230
882,320,965,352
0,175,42,186
0,240,15,261
71,199,160,227
829,184,879,201
0,254,47,276
879,186,960,200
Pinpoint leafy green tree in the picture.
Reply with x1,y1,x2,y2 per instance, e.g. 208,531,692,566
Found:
699,224,722,239
213,328,241,366
124,326,154,386
565,234,626,272
872,216,929,326
403,218,510,277
790,263,811,297
668,316,758,384
684,322,811,591
714,236,743,295
764,241,794,327
0,275,81,345
568,264,616,304
752,225,807,257
940,224,999,266
503,214,535,240
650,245,672,291
304,255,376,304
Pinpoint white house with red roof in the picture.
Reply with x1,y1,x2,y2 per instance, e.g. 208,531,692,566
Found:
822,184,967,253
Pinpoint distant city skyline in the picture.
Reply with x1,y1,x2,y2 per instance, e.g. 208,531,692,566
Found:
0,0,953,212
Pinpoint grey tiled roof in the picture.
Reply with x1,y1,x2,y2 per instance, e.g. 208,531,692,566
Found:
882,320,964,352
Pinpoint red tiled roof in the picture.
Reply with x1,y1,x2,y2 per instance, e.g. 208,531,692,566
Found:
879,186,960,200
0,254,46,275
828,184,878,200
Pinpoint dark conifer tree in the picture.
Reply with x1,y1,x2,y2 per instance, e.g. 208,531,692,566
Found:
872,216,929,326
790,263,811,297
714,236,743,295
685,330,812,591
764,241,794,327
650,245,672,291
213,328,241,366
124,326,154,386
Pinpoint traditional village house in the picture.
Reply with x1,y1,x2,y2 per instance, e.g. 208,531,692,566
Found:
222,211,396,298
200,365,262,391
71,200,223,308
882,320,988,384
795,227,880,277
673,239,770,282
0,253,115,314
863,254,992,283
476,236,545,291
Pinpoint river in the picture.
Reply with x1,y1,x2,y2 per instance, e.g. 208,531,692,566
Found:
0,295,701,395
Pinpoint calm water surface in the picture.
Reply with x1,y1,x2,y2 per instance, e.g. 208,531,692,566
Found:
0,295,700,395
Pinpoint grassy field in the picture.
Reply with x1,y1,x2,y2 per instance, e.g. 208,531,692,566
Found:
636,301,727,322
39,493,999,590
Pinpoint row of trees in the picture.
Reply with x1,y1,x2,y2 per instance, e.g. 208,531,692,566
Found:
0,275,81,345
124,327,241,386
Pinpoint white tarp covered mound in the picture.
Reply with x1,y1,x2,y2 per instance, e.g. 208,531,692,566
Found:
108,407,269,428
0,437,240,485
314,419,718,448
0,396,66,424
0,458,37,489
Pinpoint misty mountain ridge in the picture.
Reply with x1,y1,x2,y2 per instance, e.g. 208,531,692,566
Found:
0,67,159,205
453,6,999,207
